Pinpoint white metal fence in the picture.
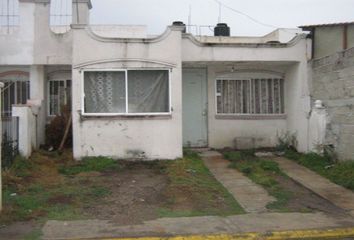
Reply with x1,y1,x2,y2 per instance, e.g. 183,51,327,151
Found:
1,116,19,168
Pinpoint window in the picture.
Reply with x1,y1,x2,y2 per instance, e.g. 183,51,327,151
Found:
48,79,71,116
0,0,19,34
1,74,30,117
83,70,170,115
216,78,284,115
50,0,72,34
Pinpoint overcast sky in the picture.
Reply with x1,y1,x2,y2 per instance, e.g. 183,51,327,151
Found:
90,0,354,36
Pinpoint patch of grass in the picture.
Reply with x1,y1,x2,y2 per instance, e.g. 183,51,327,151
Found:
1,151,113,224
46,205,84,220
158,208,211,218
10,155,33,177
24,228,42,240
159,150,244,217
224,149,256,162
59,156,118,175
90,186,111,198
225,151,292,211
284,148,303,161
285,149,354,191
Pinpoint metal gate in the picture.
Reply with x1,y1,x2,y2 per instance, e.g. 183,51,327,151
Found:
1,116,19,168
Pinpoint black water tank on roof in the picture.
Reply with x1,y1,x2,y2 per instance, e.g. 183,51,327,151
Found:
214,23,230,36
172,21,186,33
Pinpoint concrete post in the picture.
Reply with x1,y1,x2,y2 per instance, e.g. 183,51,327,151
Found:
29,65,45,147
0,82,4,212
309,100,327,153
12,106,34,158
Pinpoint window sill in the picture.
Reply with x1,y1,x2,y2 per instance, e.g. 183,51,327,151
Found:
215,114,287,120
79,113,172,120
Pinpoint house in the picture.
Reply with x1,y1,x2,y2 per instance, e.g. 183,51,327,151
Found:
1,0,318,160
300,22,354,160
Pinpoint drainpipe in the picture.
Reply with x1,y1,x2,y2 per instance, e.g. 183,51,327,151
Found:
0,82,4,212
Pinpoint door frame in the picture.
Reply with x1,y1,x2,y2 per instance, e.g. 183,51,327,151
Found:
182,67,208,148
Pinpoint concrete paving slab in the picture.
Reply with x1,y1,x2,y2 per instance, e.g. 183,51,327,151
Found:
201,151,275,213
42,212,354,240
274,157,354,215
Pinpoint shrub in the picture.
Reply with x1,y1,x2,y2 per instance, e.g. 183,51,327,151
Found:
2,132,19,169
224,151,242,161
276,131,298,151
45,105,72,149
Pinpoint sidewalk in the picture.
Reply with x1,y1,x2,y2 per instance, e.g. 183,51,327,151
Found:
273,157,354,216
42,212,354,239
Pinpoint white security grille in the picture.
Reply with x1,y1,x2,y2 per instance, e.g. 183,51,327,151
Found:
48,79,71,116
216,78,284,114
0,0,19,34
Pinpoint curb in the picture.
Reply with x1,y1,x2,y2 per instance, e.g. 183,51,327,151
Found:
94,227,354,240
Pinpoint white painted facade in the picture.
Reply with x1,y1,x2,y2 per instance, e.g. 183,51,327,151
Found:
0,0,318,160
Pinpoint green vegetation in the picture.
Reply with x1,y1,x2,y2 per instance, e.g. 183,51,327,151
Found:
9,155,34,177
2,180,111,223
59,156,119,175
159,150,245,217
224,150,292,211
24,229,42,240
1,152,113,224
284,149,354,191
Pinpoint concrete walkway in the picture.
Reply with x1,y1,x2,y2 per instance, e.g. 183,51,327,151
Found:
273,157,354,216
201,151,275,213
42,212,354,239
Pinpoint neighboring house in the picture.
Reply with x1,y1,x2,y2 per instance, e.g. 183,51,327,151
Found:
300,22,354,160
1,0,319,160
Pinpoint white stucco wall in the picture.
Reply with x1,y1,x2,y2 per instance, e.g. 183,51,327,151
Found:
0,0,73,66
0,2,35,65
71,27,184,160
90,25,147,38
285,62,311,152
32,1,72,65
182,35,311,151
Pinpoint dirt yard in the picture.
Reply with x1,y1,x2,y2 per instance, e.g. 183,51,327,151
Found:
0,150,243,239
84,163,168,225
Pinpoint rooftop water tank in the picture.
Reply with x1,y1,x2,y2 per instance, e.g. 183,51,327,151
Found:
172,21,186,33
214,23,230,36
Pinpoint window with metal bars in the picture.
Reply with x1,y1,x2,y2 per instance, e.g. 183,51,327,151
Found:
1,80,30,117
216,78,284,115
48,79,71,116
0,0,19,34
